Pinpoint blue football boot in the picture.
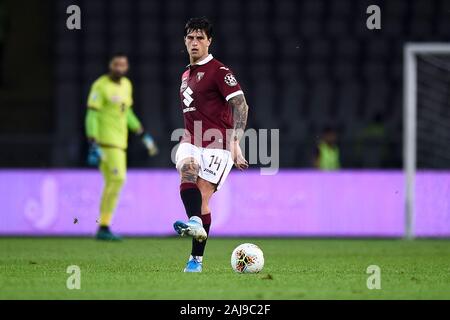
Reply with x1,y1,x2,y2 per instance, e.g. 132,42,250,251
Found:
184,257,203,273
173,216,207,242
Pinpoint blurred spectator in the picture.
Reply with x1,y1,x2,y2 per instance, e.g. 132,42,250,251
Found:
356,113,388,167
314,126,341,170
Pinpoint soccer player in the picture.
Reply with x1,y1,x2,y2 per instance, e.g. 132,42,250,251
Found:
313,126,340,170
173,18,249,272
85,53,158,241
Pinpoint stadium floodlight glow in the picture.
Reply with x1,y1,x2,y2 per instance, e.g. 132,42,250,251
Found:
403,43,450,239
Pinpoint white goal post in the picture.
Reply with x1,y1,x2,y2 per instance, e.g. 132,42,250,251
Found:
403,43,450,239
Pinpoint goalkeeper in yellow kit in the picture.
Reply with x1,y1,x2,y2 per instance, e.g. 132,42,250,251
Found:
85,53,158,241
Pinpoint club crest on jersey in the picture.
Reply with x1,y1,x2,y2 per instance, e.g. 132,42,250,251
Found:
196,72,205,82
224,73,237,87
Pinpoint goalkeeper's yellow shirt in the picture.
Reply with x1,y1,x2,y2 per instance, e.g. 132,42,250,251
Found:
87,75,133,149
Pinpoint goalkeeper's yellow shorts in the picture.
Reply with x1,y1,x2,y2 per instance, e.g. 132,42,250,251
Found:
99,147,127,182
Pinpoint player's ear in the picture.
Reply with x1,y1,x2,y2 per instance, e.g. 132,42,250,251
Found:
207,37,212,47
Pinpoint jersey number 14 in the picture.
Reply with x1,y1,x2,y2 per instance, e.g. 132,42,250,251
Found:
209,155,222,171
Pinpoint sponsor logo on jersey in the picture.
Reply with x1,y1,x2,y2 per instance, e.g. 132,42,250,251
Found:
183,107,196,113
196,72,205,82
224,73,237,87
220,66,230,71
180,79,188,92
183,87,194,107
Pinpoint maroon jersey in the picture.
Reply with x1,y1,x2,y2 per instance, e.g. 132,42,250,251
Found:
179,54,243,149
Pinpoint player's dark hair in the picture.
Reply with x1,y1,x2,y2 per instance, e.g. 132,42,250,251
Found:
322,126,337,134
110,52,128,61
184,17,213,39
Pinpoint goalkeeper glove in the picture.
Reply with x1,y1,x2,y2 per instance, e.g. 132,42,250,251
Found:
87,141,102,166
141,132,159,156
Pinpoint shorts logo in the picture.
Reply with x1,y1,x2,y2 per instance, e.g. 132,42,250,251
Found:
224,73,237,87
196,72,205,82
203,167,216,176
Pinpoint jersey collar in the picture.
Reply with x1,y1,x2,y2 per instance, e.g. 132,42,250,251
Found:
187,54,213,68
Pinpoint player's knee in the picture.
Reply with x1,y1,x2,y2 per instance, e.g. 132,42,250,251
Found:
107,176,125,192
197,180,214,204
114,176,126,187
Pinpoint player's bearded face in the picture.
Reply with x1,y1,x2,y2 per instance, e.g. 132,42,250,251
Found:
109,57,129,79
185,30,211,62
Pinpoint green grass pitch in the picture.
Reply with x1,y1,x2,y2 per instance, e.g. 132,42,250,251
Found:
1,237,450,299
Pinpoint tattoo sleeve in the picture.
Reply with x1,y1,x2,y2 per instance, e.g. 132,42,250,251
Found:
180,159,199,184
229,94,249,142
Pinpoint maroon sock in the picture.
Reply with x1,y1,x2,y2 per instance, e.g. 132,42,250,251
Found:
180,182,202,218
191,213,211,257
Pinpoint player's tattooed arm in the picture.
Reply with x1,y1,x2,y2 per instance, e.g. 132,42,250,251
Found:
229,94,249,170
229,94,249,142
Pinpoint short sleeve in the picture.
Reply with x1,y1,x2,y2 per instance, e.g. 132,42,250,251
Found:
87,81,103,110
214,66,243,101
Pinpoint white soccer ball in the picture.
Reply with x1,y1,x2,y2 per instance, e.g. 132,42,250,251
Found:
231,243,264,273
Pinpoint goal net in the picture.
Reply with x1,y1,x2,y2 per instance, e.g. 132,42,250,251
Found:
404,43,450,238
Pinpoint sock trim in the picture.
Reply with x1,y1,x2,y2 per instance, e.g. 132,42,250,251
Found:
180,182,198,192
201,213,211,225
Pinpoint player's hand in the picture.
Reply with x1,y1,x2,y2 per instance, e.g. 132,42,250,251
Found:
87,141,102,166
142,133,159,157
230,141,249,170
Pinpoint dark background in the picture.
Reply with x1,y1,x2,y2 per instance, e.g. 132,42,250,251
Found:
0,0,449,168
